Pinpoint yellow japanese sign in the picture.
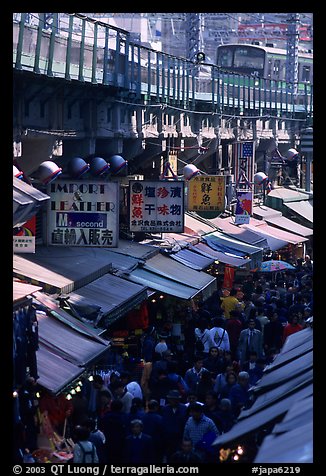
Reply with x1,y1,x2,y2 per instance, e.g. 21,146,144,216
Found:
188,175,226,212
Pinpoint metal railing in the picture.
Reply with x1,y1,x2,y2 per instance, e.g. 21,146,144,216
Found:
13,13,313,118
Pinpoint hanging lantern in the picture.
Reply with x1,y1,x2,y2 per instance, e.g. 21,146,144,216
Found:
183,164,200,180
108,155,128,174
13,165,23,179
89,157,110,176
37,161,62,185
67,157,90,178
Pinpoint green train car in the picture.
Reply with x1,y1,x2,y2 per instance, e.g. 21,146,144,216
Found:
216,43,313,84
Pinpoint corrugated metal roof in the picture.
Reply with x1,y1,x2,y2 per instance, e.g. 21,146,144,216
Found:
189,242,251,268
33,291,107,341
169,248,215,270
36,345,84,395
265,215,313,237
37,312,110,367
125,267,200,300
110,239,159,260
13,246,114,294
143,253,216,290
66,273,148,327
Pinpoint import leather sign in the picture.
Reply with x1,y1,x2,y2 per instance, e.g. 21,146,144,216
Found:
47,180,119,247
129,180,184,233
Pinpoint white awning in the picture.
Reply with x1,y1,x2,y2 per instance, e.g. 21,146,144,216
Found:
284,200,313,224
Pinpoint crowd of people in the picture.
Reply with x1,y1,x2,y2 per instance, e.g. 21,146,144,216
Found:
15,258,313,464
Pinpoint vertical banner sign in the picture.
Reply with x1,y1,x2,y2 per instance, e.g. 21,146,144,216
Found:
234,190,253,224
188,175,226,212
47,180,119,247
233,141,255,185
13,215,36,253
223,265,235,290
129,180,184,233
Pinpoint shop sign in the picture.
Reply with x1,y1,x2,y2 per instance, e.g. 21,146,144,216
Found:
234,190,253,224
13,216,36,253
188,175,226,212
47,180,119,247
129,180,184,233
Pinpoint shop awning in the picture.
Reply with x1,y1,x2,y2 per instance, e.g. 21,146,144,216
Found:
37,311,110,367
143,253,217,292
141,232,200,250
264,215,313,237
108,239,159,260
13,246,114,294
36,345,85,395
202,231,262,269
212,384,313,447
13,280,43,303
269,395,313,435
254,394,313,463
254,419,313,463
208,216,269,249
184,212,217,235
240,368,313,419
125,267,200,300
94,249,140,274
242,218,308,245
252,204,282,220
251,350,313,393
283,200,313,224
266,187,311,203
168,248,215,270
33,291,108,341
13,176,50,227
281,327,313,354
189,242,251,268
65,273,148,327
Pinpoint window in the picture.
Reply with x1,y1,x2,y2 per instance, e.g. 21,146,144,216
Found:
217,48,233,68
302,65,311,82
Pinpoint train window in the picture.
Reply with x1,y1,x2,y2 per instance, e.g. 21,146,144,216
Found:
302,65,311,82
233,47,265,69
217,48,233,67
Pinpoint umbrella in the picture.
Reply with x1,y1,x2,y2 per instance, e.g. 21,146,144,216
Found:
257,260,295,272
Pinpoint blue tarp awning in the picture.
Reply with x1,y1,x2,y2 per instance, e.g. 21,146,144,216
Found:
189,242,251,268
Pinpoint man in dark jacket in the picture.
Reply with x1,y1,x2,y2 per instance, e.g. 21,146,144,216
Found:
123,419,155,465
